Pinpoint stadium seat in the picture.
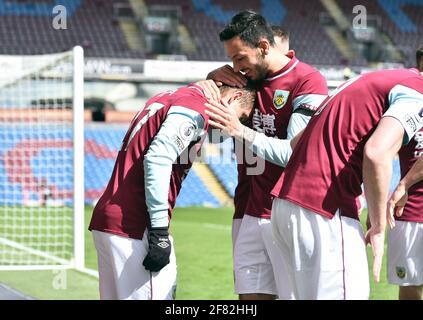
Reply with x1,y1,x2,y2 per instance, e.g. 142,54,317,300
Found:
0,0,143,59
337,0,423,67
0,120,406,208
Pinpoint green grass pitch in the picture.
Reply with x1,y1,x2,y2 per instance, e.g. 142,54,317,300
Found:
0,206,398,300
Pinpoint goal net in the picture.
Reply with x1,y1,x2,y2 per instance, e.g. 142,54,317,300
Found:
0,47,85,271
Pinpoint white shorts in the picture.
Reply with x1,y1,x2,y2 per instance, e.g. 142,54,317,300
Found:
92,230,177,300
232,218,242,252
388,220,423,286
233,214,294,299
271,198,369,300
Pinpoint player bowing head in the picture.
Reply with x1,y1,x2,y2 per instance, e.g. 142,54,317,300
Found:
89,80,255,300
219,83,256,123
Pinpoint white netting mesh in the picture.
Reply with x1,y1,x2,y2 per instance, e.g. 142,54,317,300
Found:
0,51,77,268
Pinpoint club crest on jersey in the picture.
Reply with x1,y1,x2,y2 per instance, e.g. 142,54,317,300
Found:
273,90,290,110
396,266,406,279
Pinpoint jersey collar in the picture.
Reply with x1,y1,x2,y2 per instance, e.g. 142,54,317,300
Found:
265,55,299,81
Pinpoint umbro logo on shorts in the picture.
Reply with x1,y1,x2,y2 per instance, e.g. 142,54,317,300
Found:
157,241,170,249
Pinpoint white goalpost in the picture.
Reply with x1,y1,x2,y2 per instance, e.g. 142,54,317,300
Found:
0,47,91,274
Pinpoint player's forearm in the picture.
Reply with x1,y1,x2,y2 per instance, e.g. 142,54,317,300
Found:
400,156,423,190
144,111,202,228
236,110,312,167
144,149,174,228
240,126,292,167
363,151,392,231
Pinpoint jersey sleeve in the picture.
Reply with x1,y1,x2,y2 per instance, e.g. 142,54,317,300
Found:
292,71,328,115
144,106,204,228
383,84,423,144
246,132,292,167
246,72,328,167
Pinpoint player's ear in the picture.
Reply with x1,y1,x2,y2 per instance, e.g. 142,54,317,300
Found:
229,90,243,104
258,38,270,55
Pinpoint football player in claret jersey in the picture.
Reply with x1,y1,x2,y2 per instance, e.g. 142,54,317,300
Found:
205,10,328,300
209,67,423,299
231,25,291,267
388,155,423,219
269,68,423,299
88,83,256,300
387,127,423,300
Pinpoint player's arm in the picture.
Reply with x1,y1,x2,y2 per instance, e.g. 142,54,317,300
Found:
387,150,423,226
363,83,423,282
142,106,205,272
206,73,327,167
398,155,423,189
243,113,309,167
245,91,327,166
206,99,292,166
194,66,247,102
363,117,404,282
207,64,247,88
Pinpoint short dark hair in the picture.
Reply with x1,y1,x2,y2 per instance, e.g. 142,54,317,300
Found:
271,25,289,42
219,10,275,48
416,45,423,67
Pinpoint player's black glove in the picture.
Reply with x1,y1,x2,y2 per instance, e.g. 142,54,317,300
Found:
143,227,171,272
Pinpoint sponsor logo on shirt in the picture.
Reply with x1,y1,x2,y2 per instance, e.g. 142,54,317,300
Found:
396,266,406,279
273,90,290,110
404,114,417,133
171,135,185,152
252,109,277,136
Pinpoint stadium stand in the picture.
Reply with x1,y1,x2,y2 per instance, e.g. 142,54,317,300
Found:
0,122,220,207
383,0,423,66
144,0,347,65
0,0,144,58
205,139,238,197
0,0,420,67
337,0,423,66
0,0,412,210
281,0,348,66
1,0,419,66
176,170,221,207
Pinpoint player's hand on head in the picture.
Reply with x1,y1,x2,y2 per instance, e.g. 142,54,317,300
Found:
207,65,247,88
195,80,221,102
143,227,171,272
386,183,408,229
205,100,243,138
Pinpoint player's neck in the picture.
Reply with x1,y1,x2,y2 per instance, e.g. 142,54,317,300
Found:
267,52,291,75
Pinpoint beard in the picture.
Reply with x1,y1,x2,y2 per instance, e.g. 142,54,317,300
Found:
250,52,269,82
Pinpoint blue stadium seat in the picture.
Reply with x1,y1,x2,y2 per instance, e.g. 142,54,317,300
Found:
0,122,405,208
377,0,422,33
176,170,220,207
204,139,238,197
